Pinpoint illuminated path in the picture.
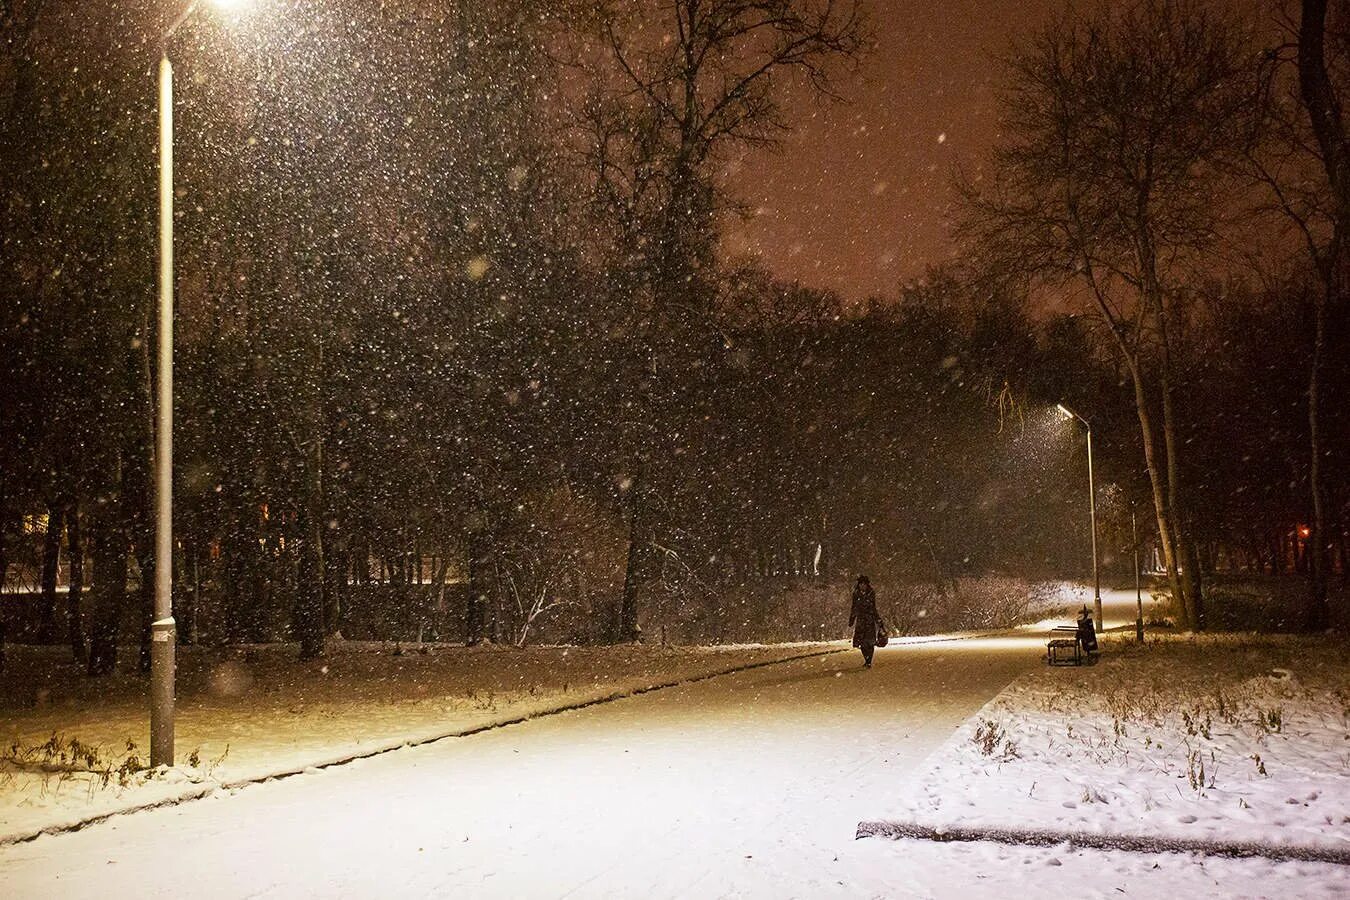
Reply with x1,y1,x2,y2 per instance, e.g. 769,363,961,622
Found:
1,638,1042,897
1020,586,1157,635
2,620,1333,898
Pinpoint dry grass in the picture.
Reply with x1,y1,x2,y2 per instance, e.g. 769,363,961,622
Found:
1006,633,1350,793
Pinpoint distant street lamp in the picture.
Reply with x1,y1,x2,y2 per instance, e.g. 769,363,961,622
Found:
1057,403,1102,632
152,0,252,769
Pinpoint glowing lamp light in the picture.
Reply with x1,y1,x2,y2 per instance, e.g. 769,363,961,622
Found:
1055,403,1074,420
1297,525,1311,539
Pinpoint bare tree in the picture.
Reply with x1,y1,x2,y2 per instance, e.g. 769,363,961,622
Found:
1239,1,1347,626
1294,0,1348,626
957,0,1258,629
485,483,622,647
572,0,867,640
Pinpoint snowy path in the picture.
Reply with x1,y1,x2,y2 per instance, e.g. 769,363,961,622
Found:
2,635,1339,897
1019,585,1154,634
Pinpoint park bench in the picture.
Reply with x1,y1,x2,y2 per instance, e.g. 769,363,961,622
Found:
1047,614,1098,667
1046,626,1082,666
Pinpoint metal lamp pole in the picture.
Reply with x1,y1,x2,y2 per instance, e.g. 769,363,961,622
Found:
1058,404,1102,632
1132,503,1143,643
154,0,236,768
150,40,177,769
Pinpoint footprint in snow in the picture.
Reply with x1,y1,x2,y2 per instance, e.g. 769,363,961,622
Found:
1177,814,1198,824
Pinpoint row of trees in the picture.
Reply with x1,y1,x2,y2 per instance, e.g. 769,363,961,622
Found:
1,0,1345,668
956,0,1349,630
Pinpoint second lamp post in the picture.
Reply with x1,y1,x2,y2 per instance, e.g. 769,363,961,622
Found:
1058,403,1102,631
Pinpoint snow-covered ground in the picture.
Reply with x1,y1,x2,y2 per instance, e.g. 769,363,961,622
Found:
2,629,1346,897
872,632,1350,876
0,641,833,843
0,638,1030,898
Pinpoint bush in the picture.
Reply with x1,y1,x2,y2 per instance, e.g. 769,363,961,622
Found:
882,577,1083,636
641,575,1083,645
1167,576,1341,633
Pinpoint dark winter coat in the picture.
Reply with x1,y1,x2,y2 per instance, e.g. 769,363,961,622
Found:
849,584,880,649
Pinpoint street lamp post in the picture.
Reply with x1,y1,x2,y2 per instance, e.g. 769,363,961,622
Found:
1057,403,1102,632
1132,502,1143,643
152,0,248,769
150,39,177,769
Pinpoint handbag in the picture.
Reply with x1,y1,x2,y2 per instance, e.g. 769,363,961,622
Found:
875,618,889,647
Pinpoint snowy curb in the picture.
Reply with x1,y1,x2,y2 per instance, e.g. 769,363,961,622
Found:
854,820,1350,867
0,643,850,847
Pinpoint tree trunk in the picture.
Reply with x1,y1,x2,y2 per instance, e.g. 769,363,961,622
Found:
39,502,65,643
126,446,155,673
617,469,646,643
1306,260,1332,629
322,535,346,637
222,523,253,644
1338,521,1348,585
1148,237,1203,630
136,535,155,674
1160,371,1203,630
181,542,198,646
134,243,157,673
67,501,86,664
465,529,485,645
292,428,327,659
1125,357,1191,629
88,480,130,677
424,552,451,641
1299,0,1347,628
0,491,9,672
488,557,503,645
294,510,325,659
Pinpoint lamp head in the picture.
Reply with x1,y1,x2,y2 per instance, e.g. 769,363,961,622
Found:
165,0,255,42
1056,404,1073,420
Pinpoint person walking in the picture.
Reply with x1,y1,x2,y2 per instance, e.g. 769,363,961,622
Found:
849,575,881,668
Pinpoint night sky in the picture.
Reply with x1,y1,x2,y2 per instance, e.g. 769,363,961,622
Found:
726,0,1060,303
